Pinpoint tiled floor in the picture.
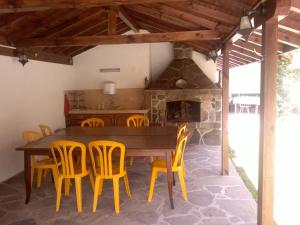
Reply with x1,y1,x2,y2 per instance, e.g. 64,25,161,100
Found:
0,144,257,225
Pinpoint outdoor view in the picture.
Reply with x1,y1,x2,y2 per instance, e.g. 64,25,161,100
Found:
229,50,300,225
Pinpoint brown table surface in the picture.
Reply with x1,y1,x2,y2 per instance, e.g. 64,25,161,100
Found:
16,126,178,209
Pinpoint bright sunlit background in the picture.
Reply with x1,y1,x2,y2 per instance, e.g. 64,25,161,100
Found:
228,50,300,225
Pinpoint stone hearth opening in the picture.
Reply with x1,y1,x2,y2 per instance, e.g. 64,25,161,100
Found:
166,100,200,122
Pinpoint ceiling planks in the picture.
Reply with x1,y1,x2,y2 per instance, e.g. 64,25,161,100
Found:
0,0,190,13
16,30,221,47
0,0,298,67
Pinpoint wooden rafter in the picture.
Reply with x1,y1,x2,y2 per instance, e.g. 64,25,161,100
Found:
118,6,139,33
0,0,189,13
0,46,72,65
15,30,220,47
108,7,118,35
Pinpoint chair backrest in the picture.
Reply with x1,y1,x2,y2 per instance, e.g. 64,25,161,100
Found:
23,131,42,144
50,140,87,177
88,141,126,178
126,115,149,127
172,131,188,170
39,124,53,137
177,123,187,140
81,118,104,127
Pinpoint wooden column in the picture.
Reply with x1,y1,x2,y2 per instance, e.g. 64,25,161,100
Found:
221,41,232,176
257,17,278,225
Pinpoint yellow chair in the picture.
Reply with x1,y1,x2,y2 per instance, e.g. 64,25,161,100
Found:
50,140,89,212
148,132,189,202
178,123,187,139
89,140,131,214
126,114,150,127
39,124,53,137
81,118,104,127
177,123,187,177
126,115,151,165
23,131,59,189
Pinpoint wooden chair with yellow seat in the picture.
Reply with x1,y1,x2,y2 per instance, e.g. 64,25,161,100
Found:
39,124,53,137
147,131,189,202
22,131,59,190
88,140,131,214
50,140,89,212
81,118,104,127
126,114,152,165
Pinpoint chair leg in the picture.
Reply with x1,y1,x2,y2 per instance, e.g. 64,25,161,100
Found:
31,167,35,187
93,177,100,212
88,168,95,192
98,179,103,196
51,167,59,191
147,168,157,202
123,172,131,198
182,160,186,177
112,177,120,214
37,168,43,188
177,169,187,201
129,156,134,166
64,178,71,196
43,169,48,179
75,177,82,212
56,177,63,212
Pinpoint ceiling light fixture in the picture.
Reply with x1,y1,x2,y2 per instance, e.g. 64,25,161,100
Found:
207,50,218,62
18,50,29,66
238,7,265,40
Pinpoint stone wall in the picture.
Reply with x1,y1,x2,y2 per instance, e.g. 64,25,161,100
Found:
145,89,222,146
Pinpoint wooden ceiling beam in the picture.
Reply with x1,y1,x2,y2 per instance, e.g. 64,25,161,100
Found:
32,8,102,39
0,0,189,13
254,29,300,48
16,30,220,47
170,2,239,26
48,17,109,54
231,45,262,60
67,25,130,56
127,4,202,30
118,6,139,33
234,40,262,54
230,51,257,63
156,4,232,33
0,46,72,65
108,7,118,35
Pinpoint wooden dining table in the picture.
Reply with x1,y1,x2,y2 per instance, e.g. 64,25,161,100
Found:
16,126,178,209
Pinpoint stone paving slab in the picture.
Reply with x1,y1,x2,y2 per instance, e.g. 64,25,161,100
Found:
0,144,257,225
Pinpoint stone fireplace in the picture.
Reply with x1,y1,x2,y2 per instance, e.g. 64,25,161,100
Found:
166,100,201,122
145,44,222,146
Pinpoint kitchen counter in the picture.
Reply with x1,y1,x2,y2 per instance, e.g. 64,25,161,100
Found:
69,109,149,114
66,109,149,127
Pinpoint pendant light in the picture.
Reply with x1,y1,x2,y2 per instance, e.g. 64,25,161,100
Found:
18,50,29,66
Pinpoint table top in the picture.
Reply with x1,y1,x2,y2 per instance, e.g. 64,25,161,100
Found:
16,126,178,152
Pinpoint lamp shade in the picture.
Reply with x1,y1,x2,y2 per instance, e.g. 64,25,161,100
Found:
103,81,116,95
239,15,253,30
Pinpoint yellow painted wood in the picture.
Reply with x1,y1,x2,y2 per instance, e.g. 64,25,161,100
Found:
147,132,188,202
50,140,89,212
89,140,131,214
126,115,152,165
38,124,53,137
23,131,59,189
81,118,105,127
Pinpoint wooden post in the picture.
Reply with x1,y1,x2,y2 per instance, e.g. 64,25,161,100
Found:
221,40,232,176
257,17,278,225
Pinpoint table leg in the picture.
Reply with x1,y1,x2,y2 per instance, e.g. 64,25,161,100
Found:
166,152,174,209
24,151,31,204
